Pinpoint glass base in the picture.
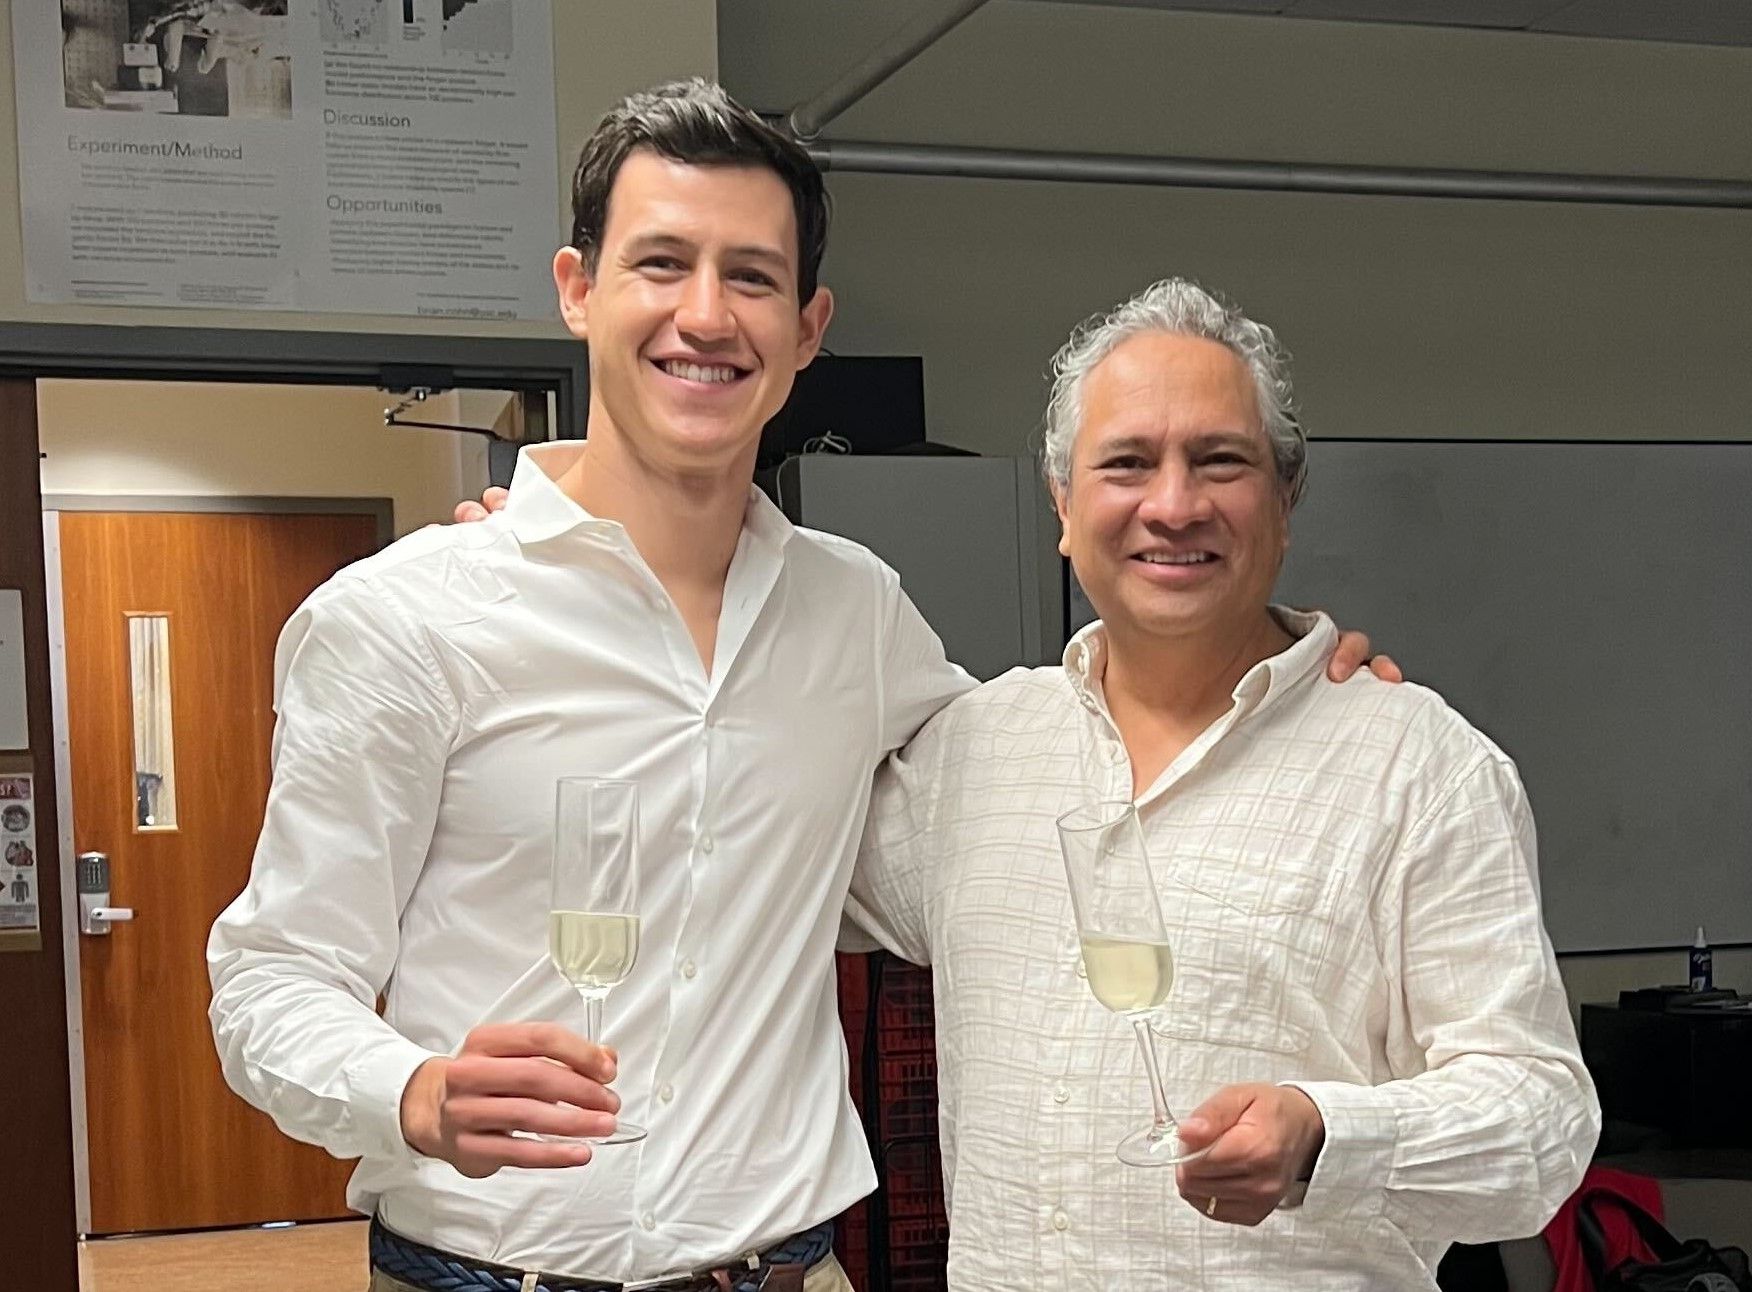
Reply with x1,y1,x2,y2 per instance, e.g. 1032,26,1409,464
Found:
520,1121,647,1146
1116,1124,1208,1167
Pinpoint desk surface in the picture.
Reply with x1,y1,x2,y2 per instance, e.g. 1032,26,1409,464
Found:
1586,1000,1752,1017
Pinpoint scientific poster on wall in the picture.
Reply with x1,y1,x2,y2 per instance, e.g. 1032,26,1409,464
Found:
13,0,559,320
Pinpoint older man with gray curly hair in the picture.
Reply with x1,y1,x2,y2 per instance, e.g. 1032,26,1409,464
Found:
847,276,1599,1290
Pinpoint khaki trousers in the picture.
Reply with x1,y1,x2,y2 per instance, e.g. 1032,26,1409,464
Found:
368,1252,855,1292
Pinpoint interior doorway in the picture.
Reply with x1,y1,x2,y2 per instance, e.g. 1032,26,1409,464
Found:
1,324,582,1292
55,504,383,1236
44,380,518,1241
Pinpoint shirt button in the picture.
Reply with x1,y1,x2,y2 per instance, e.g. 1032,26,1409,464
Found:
1107,744,1126,764
699,833,715,854
659,1083,675,1104
1052,1084,1069,1104
1074,958,1088,979
1052,1209,1070,1232
680,959,697,980
641,1211,656,1231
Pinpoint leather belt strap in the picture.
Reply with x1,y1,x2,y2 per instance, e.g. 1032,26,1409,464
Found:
369,1217,832,1292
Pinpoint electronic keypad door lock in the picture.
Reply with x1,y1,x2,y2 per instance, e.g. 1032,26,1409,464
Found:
76,851,134,936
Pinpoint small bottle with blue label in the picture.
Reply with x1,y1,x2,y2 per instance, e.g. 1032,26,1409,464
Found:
1689,926,1713,992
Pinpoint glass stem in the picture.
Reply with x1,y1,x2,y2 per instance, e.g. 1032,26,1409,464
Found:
583,991,604,1044
1130,1014,1177,1140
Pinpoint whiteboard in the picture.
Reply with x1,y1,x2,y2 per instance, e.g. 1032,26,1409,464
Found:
1273,440,1752,953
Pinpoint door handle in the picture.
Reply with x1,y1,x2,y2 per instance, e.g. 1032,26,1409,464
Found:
76,850,132,936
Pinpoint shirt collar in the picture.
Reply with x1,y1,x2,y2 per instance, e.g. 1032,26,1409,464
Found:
500,441,796,552
1062,622,1113,718
1061,607,1339,723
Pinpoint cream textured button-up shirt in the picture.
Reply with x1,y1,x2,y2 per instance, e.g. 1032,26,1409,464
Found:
208,443,972,1281
848,612,1598,1290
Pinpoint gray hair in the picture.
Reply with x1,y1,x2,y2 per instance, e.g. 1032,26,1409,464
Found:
1041,277,1307,507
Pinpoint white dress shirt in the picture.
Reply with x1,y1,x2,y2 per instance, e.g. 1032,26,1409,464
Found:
847,611,1600,1291
208,443,971,1281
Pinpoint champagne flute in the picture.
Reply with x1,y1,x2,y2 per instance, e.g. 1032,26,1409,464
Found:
1057,799,1206,1167
548,776,646,1145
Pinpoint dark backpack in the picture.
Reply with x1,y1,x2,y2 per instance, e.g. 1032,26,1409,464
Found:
1577,1188,1752,1292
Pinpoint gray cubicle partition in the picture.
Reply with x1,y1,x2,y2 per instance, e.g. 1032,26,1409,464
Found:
776,454,1043,683
1065,439,1752,953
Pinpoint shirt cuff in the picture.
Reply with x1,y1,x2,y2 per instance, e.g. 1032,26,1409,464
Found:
344,1035,445,1165
1278,1079,1397,1223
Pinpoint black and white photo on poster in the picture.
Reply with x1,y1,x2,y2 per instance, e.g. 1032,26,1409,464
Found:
62,0,292,119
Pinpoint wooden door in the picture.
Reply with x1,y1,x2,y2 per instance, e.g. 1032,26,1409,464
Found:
61,510,380,1235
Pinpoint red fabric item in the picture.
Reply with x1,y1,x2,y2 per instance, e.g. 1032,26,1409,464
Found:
1545,1165,1666,1292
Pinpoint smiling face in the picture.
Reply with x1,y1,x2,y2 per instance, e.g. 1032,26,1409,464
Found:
1055,331,1290,645
554,149,833,477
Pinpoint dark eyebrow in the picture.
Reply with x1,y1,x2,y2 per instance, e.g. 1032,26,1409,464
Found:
726,244,792,274
622,233,791,276
621,233,694,258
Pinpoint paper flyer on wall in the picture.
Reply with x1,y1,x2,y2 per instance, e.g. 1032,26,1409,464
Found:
13,0,559,320
0,775,40,938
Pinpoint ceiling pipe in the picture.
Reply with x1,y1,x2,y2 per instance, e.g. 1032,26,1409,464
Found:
808,139,1752,209
785,0,992,142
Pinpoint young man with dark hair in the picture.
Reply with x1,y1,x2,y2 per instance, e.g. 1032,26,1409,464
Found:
209,79,915,1292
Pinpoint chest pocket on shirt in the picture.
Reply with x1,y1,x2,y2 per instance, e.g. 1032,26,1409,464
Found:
1149,860,1340,1058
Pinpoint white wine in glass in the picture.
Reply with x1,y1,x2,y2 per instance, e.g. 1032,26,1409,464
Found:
549,911,641,993
1058,800,1207,1168
1079,935,1175,1014
547,777,645,1145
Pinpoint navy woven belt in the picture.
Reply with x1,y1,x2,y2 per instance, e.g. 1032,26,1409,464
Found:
369,1216,836,1292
